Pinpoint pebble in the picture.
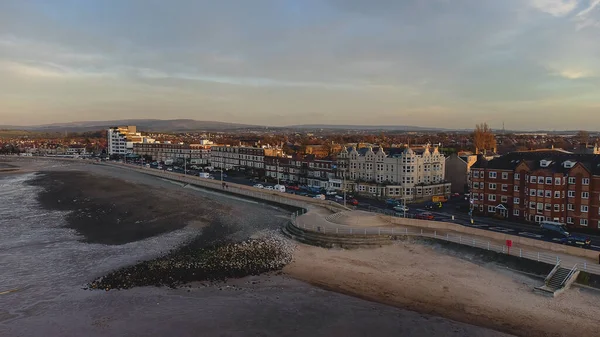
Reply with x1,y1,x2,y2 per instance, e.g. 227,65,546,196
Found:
88,232,295,291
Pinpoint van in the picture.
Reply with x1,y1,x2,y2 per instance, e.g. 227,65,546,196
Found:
273,184,286,192
540,221,569,237
432,195,448,203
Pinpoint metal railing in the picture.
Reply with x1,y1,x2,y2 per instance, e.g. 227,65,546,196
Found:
289,213,600,276
561,264,578,287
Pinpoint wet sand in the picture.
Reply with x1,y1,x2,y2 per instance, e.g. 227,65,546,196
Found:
1,158,516,337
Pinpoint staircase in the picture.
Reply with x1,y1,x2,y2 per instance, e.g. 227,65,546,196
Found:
534,263,579,297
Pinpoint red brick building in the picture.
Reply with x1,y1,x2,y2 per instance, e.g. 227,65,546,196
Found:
470,152,600,231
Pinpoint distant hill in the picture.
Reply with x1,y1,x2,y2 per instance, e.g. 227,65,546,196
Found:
4,119,259,133
286,124,449,131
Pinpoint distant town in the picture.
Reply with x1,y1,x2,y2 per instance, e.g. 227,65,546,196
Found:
2,122,600,232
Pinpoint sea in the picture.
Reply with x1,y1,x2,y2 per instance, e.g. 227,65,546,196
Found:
0,172,199,325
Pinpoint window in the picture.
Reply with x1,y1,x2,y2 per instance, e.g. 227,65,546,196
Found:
568,204,574,211
554,191,560,198
473,182,479,189
538,177,544,184
489,171,497,178
581,219,588,226
530,202,536,209
530,176,536,183
562,204,565,211
545,190,552,198
488,194,496,201
501,196,508,203
489,183,497,190
537,203,543,211
514,197,520,204
568,177,576,184
567,217,573,224
514,185,520,192
530,189,536,196
537,190,544,197
502,172,508,179
501,184,507,191
583,178,590,185
546,177,552,184
554,204,560,211
554,177,561,185
488,205,496,213
473,171,479,178
568,190,575,198
582,192,589,199
513,209,520,216
545,203,551,211
581,205,588,213
514,173,520,180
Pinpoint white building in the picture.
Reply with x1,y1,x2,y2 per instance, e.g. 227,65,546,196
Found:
337,145,451,200
107,126,149,155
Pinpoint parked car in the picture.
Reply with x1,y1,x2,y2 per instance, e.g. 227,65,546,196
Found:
560,234,591,248
416,212,435,220
253,184,264,189
326,190,337,195
425,202,442,210
393,205,409,212
264,186,274,191
313,194,325,200
348,198,359,206
540,221,570,237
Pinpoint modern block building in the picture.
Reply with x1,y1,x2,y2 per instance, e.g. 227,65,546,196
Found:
132,143,211,163
470,151,600,230
336,145,450,200
209,145,284,173
107,126,152,155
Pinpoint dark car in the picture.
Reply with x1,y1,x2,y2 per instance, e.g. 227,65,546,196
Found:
560,235,591,248
425,202,442,210
349,198,359,206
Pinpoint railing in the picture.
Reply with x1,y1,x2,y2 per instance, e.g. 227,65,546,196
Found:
289,214,600,276
545,261,562,284
561,264,578,287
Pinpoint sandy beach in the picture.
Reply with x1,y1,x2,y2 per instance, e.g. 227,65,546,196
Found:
3,158,595,336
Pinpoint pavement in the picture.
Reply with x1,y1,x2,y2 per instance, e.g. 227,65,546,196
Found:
127,162,600,253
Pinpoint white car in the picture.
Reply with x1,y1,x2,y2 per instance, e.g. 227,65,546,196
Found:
253,184,264,189
393,205,409,212
264,186,274,190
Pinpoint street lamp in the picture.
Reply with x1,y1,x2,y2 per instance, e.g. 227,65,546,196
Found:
276,159,280,185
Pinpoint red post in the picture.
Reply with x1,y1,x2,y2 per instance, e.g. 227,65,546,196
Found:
506,240,512,255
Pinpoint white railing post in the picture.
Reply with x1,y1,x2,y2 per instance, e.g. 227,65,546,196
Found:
350,228,353,234
421,229,423,235
487,242,490,250
378,228,381,235
336,228,339,234
459,236,461,244
519,249,522,258
537,252,540,262
472,239,475,246
434,231,436,238
556,256,559,264
584,262,587,271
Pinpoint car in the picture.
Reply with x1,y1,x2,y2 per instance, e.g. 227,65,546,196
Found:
452,192,461,197
264,186,274,190
416,212,435,220
253,184,264,189
540,221,569,237
560,235,591,248
425,202,442,210
348,198,359,206
326,190,337,195
334,195,344,200
393,205,409,212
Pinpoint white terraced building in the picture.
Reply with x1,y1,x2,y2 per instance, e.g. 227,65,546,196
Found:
337,145,451,200
107,126,154,156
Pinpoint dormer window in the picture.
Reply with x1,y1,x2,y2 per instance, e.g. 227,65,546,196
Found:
563,160,576,168
540,160,552,167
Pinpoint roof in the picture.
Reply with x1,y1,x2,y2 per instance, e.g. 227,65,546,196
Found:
472,151,600,175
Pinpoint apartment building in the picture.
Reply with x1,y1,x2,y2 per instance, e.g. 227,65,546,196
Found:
264,155,338,189
337,145,450,200
133,143,210,163
210,145,284,173
107,126,153,155
470,151,600,230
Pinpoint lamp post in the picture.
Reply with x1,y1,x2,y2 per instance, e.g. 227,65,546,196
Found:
276,159,280,185
342,162,347,207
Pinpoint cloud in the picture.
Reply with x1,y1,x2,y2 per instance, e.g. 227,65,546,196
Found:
530,0,579,16
575,0,600,29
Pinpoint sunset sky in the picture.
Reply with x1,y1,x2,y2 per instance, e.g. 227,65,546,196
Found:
1,0,599,130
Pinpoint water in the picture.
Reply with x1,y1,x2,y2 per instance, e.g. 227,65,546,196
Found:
0,173,200,323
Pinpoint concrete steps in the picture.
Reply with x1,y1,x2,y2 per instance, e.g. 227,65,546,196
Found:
281,222,394,249
534,265,579,297
324,211,347,224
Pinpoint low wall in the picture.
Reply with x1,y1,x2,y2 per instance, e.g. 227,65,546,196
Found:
381,215,600,260
98,162,349,213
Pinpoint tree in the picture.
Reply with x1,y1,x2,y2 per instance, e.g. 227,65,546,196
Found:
473,123,497,154
575,130,589,145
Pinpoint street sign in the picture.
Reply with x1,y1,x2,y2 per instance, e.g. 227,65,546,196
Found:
506,240,512,247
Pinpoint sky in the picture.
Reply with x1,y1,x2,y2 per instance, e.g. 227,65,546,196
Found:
1,0,599,130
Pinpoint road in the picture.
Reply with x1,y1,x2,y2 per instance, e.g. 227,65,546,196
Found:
129,162,600,254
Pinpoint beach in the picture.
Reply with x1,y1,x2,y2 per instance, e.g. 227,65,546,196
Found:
0,158,579,336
